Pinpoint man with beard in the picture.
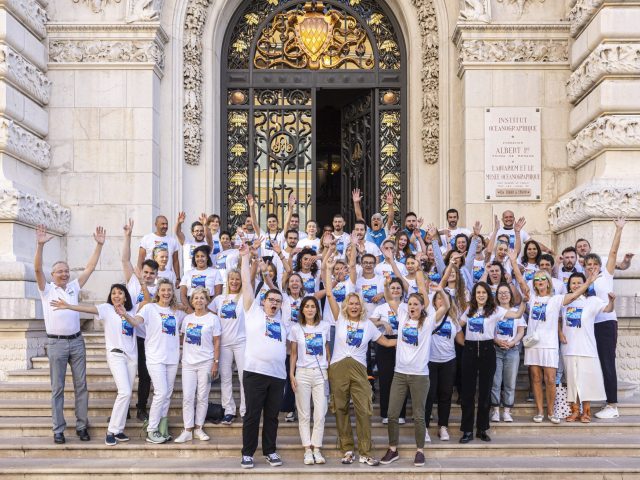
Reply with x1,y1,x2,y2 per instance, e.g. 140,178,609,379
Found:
352,189,395,249
138,215,181,281
575,237,634,270
554,246,583,290
175,212,213,276
439,209,471,249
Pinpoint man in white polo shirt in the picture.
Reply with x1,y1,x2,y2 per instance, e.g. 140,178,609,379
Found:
34,224,105,445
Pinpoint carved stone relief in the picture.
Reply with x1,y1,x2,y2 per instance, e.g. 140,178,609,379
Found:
566,115,640,168
567,44,640,104
5,0,47,39
568,0,603,37
459,0,491,23
0,188,71,235
126,0,164,22
0,119,51,170
459,39,568,65
0,45,51,105
496,0,545,17
49,39,165,70
72,0,121,14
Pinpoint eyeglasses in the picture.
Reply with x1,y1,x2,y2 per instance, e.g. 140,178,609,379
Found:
265,298,282,304
362,262,375,266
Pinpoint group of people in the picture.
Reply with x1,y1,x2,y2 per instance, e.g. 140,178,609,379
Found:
35,189,632,468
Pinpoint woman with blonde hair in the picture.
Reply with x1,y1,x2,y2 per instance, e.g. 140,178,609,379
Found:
174,287,221,443
325,253,397,466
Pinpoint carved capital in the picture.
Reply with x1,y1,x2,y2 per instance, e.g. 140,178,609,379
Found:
1,0,47,39
568,0,603,37
567,43,640,104
547,181,640,232
0,119,51,170
0,188,70,235
0,45,51,105
458,39,568,69
567,115,640,169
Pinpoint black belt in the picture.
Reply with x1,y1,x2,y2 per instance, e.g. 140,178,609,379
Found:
47,332,81,340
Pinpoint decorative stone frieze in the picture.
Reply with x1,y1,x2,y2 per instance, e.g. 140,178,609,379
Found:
567,43,640,104
459,0,491,23
496,0,545,18
1,0,47,39
458,38,568,66
547,181,640,233
0,45,51,105
126,0,164,22
0,188,70,235
0,119,51,170
49,39,165,69
618,330,640,384
568,0,603,37
72,0,121,14
566,115,640,168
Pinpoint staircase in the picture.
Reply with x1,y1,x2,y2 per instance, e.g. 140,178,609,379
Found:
0,332,639,478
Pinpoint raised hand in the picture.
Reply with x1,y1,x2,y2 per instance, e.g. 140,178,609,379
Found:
177,211,186,224
199,213,208,226
417,217,424,229
623,253,635,263
514,217,526,233
271,241,282,254
385,191,394,205
36,225,53,245
427,223,438,239
325,254,337,270
450,251,463,262
389,224,398,237
473,220,482,237
352,188,363,203
123,218,134,237
247,194,255,207
93,226,106,245
115,304,127,317
238,242,250,257
614,217,627,229
507,249,518,264
494,214,500,231
288,193,297,207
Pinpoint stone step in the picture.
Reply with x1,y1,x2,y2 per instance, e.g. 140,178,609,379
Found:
0,434,637,459
0,455,639,479
0,415,636,438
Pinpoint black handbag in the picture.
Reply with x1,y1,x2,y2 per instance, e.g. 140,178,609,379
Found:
205,402,224,423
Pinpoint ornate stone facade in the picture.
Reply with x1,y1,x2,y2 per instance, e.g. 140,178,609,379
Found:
568,0,604,37
458,38,568,65
0,120,51,170
0,46,51,105
49,39,165,69
496,0,545,17
0,188,71,235
458,0,490,22
5,0,47,38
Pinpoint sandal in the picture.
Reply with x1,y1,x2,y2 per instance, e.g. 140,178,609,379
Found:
580,403,592,423
566,403,580,422
341,451,354,464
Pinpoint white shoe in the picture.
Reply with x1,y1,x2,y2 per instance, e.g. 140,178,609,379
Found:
312,449,326,464
174,430,193,443
398,417,406,425
193,428,209,441
490,407,500,422
438,426,450,441
424,429,431,443
503,409,513,423
303,449,314,465
382,417,389,424
595,405,619,419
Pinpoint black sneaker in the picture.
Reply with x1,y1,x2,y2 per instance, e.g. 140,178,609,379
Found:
414,451,425,466
266,452,283,467
241,456,254,469
137,408,149,421
380,449,399,465
114,432,130,442
76,428,90,441
53,432,65,444
105,433,117,446
221,414,235,425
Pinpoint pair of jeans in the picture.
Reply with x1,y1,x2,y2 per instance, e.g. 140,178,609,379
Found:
388,373,429,448
594,320,618,404
219,342,246,416
136,336,151,410
106,350,137,434
294,367,328,447
146,362,178,431
182,360,213,428
460,340,496,433
242,371,285,456
491,346,519,408
47,335,88,434
425,358,456,428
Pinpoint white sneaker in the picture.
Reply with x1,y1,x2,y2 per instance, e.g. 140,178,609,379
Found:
503,408,513,423
312,449,326,464
193,428,209,441
595,405,619,419
424,429,431,443
174,430,193,443
303,449,314,465
490,407,500,422
438,426,450,441
398,417,406,425
382,417,389,424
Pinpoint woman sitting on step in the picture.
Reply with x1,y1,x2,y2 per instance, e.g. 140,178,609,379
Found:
51,282,141,447
174,287,221,443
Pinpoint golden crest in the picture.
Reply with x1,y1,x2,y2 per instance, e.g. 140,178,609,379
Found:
271,134,294,154
381,144,398,157
230,144,247,156
381,173,400,185
230,202,247,215
229,112,247,127
230,172,247,185
381,112,398,127
294,10,334,69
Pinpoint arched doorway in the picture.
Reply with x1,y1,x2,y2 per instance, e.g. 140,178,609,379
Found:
220,0,406,230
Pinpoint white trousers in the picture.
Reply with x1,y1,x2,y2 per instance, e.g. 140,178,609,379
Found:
106,350,137,434
219,342,246,416
294,367,328,448
182,360,213,428
146,362,178,432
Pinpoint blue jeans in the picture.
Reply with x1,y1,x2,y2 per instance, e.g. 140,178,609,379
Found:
491,346,519,408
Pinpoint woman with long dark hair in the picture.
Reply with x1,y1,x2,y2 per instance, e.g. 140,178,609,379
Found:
520,240,542,282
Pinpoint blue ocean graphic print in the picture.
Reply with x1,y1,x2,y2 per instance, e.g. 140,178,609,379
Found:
121,318,134,337
160,313,176,336
290,300,300,323
428,270,441,284
336,240,345,255
346,324,364,347
586,283,596,297
531,302,547,322
304,332,323,356
497,318,514,337
136,291,145,303
362,284,377,303
435,320,452,338
524,268,535,282
303,278,316,294
402,325,419,346
212,240,221,255
258,289,267,306
566,307,583,328
154,240,168,250
191,274,206,289
216,254,227,269
220,300,237,319
265,238,273,250
507,234,516,249
189,244,196,259
468,314,485,334
388,310,398,331
186,323,203,346
333,284,346,302
265,317,282,341
473,265,485,281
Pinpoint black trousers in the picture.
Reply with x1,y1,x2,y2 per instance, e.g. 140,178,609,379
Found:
460,340,496,433
242,371,285,457
595,320,618,404
280,355,296,412
454,328,465,399
376,340,406,418
136,336,151,409
425,358,456,428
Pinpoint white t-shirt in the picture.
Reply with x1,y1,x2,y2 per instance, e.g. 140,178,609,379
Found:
355,274,386,318
180,267,222,297
297,237,320,253
213,249,239,271
182,241,207,274
495,307,526,345
527,276,566,296
140,233,180,271
395,308,436,376
430,314,461,363
494,227,529,250
461,306,508,342
210,294,245,347
330,314,381,367
520,262,538,283
472,259,485,283
260,232,285,257
126,276,157,339
442,227,472,250
180,312,222,365
157,268,176,285
98,303,137,358
586,270,616,323
332,232,351,259
374,261,409,279
561,296,608,357
39,280,81,336
555,267,582,291
211,232,222,256
360,240,382,258
298,271,320,296
323,279,354,325
138,303,184,364
527,294,564,349
281,293,303,326
289,322,331,369
243,302,289,379
371,302,404,335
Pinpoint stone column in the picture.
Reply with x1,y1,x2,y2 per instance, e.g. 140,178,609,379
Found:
0,0,70,379
546,0,640,391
